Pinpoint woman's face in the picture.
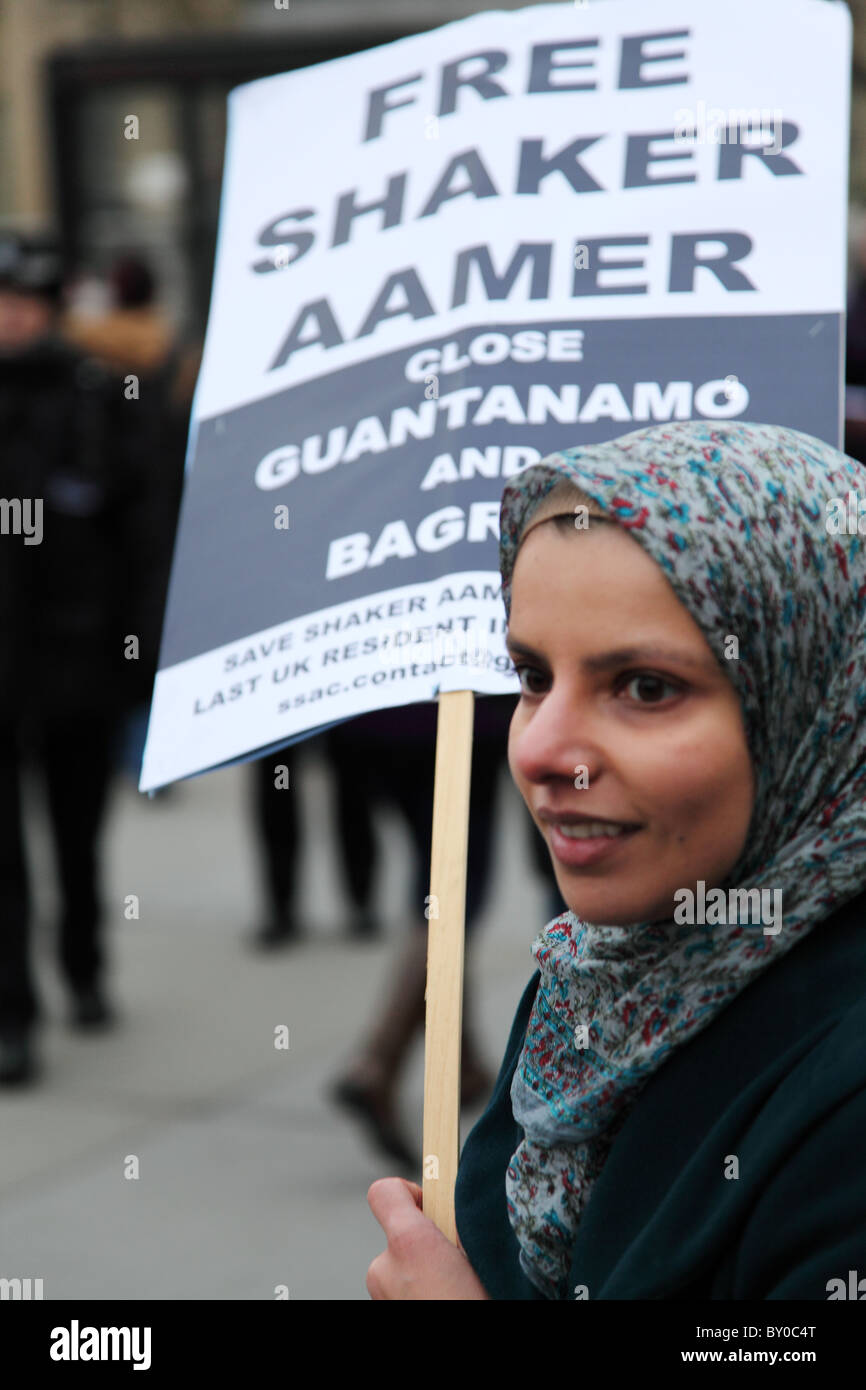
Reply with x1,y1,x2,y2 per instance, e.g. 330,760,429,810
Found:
507,519,756,926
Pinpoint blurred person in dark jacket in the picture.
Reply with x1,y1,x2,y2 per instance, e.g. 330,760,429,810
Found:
0,232,167,1085
63,251,195,784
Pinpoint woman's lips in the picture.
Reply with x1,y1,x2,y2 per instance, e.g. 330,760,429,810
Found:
546,820,640,868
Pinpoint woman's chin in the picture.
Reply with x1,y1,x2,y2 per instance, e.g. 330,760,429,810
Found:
558,891,671,928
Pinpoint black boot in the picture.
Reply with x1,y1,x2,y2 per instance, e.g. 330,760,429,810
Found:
251,910,302,949
69,983,115,1029
348,908,381,941
0,1030,38,1085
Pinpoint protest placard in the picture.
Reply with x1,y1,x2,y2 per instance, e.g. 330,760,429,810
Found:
140,0,850,794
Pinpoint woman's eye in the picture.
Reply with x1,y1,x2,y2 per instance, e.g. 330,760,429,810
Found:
511,662,549,696
620,672,680,704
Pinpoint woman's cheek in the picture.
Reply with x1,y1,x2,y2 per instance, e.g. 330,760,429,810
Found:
507,707,532,791
623,732,725,839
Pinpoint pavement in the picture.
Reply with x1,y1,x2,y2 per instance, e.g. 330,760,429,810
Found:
0,745,549,1300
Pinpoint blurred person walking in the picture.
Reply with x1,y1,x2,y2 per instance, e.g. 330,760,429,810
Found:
246,740,311,948
0,233,167,1085
63,252,196,786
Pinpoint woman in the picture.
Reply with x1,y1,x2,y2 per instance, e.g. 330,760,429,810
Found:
365,419,866,1300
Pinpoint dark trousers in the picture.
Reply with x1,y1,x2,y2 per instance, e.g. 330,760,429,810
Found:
324,725,503,932
251,745,303,922
0,714,116,1036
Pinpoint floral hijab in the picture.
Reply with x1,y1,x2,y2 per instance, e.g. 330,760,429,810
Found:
497,420,866,1299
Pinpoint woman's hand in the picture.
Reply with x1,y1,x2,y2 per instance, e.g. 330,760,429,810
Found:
366,1177,491,1300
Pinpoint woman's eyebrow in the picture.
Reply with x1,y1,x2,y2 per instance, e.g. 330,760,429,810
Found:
504,634,715,674
504,634,547,661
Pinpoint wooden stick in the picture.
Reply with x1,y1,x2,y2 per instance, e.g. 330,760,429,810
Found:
422,688,475,1242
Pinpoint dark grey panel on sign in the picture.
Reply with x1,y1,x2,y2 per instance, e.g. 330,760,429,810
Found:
157,313,840,669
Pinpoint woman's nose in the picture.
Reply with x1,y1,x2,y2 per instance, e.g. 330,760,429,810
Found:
511,687,601,788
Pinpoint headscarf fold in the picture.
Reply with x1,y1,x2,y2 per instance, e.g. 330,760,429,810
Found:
497,421,866,1299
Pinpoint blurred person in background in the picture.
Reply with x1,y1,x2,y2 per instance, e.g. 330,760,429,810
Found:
246,740,313,948
63,251,198,787
0,232,166,1085
326,695,523,1167
247,727,368,950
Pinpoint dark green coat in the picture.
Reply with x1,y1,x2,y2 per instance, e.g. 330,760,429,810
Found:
454,890,866,1300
